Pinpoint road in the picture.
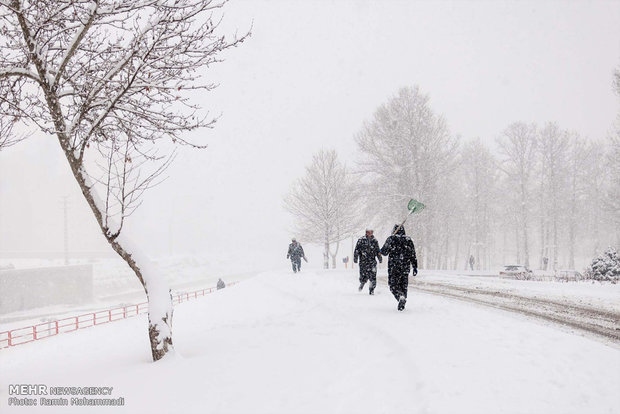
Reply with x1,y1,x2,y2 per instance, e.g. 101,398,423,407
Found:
405,278,620,343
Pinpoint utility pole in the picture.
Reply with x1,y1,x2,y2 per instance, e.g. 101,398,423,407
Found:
62,196,69,265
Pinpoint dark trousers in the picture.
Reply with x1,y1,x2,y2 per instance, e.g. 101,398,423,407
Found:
291,257,301,272
388,267,409,301
359,262,377,291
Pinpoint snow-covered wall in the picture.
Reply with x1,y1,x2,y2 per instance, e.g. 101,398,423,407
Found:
0,264,93,313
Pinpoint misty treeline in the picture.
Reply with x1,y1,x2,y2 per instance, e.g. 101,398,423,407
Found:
286,80,620,271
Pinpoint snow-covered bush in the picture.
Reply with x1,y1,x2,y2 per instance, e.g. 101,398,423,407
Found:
585,247,620,283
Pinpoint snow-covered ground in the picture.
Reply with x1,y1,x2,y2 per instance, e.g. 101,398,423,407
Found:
0,256,259,331
1,269,619,414
418,270,620,313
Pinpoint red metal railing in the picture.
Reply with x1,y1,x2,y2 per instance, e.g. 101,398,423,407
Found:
0,282,237,349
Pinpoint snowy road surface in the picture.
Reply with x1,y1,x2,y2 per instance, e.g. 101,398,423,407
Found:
416,270,620,314
409,279,620,342
1,270,619,414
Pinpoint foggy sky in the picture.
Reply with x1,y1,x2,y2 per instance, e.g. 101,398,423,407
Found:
0,0,619,269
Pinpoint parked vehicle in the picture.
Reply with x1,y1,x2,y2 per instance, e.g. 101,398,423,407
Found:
555,270,583,282
499,265,533,280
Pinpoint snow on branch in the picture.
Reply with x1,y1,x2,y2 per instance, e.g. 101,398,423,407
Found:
0,0,249,226
0,67,41,83
284,149,361,244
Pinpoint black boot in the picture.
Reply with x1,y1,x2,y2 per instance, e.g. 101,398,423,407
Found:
397,296,406,311
358,282,365,292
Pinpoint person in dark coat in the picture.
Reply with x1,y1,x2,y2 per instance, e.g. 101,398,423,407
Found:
353,228,382,295
286,238,307,273
380,224,417,311
217,278,226,290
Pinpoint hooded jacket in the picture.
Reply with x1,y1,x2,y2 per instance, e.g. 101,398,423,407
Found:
380,225,417,273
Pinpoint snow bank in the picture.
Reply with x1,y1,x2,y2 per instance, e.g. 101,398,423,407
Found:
420,270,620,313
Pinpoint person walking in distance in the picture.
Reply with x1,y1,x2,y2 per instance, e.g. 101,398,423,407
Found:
286,238,307,273
381,224,417,311
353,228,382,295
217,278,226,290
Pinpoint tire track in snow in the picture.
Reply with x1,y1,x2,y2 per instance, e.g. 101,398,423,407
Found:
402,279,620,343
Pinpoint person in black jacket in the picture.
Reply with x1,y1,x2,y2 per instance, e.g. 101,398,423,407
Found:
353,229,382,294
381,224,417,311
286,238,307,273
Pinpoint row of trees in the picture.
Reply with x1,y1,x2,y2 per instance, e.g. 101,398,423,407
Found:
285,83,620,271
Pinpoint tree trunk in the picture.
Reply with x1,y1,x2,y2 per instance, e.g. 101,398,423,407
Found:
109,237,174,361
441,233,449,270
544,226,550,270
330,240,340,269
539,205,546,269
502,217,507,265
515,217,521,265
538,159,546,269
553,215,559,271
568,222,575,269
464,242,472,270
324,233,330,270
57,137,173,362
568,160,577,269
593,204,600,257
550,166,559,271
521,202,530,267
483,232,490,271
453,230,460,271
351,236,355,270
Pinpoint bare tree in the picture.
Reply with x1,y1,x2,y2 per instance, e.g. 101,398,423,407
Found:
606,129,620,243
496,122,537,268
609,67,620,245
565,133,588,269
0,0,248,361
460,138,499,270
355,86,458,267
0,107,27,148
537,122,569,270
578,140,610,257
284,149,359,269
